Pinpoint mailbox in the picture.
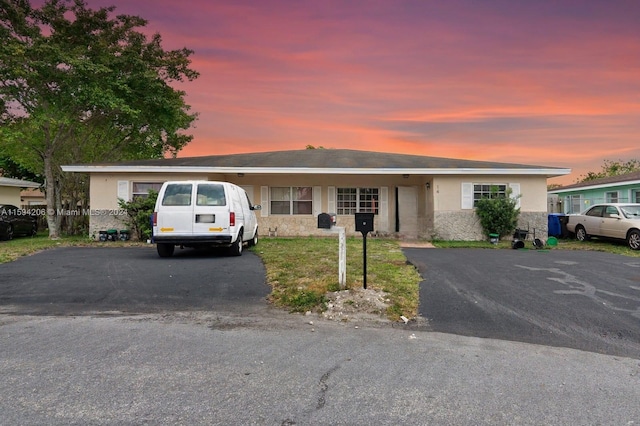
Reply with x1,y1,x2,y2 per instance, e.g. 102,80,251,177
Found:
318,212,333,229
355,212,374,234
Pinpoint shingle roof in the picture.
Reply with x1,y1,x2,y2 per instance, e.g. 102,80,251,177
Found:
551,170,640,191
64,149,566,173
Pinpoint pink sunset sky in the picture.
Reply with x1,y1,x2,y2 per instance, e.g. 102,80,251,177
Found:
84,1,640,185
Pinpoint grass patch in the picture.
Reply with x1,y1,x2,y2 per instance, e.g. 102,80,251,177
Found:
0,233,147,263
432,236,640,257
252,237,422,320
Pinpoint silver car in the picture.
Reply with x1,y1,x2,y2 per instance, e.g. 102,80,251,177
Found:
566,203,640,250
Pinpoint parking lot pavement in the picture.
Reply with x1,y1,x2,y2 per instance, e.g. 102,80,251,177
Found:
403,247,640,359
0,246,271,316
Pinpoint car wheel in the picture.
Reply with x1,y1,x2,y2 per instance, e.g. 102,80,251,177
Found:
248,227,258,247
229,230,243,256
157,243,175,258
628,230,640,250
575,226,588,242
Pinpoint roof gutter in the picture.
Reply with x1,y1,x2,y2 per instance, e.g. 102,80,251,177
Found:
61,165,571,178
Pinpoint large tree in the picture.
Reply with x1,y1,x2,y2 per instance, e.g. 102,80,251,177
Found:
0,0,199,237
578,159,640,183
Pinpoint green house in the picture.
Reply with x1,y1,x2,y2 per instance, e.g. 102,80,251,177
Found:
549,171,640,214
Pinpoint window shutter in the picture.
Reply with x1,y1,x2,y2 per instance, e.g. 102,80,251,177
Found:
509,183,521,208
378,186,389,218
260,186,269,217
328,186,336,213
461,183,473,209
117,180,130,202
313,186,322,216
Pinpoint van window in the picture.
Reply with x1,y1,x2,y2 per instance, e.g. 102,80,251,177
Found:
161,184,193,206
197,184,226,206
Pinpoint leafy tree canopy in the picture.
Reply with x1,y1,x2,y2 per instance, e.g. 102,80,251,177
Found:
578,159,640,183
0,154,42,183
0,0,199,237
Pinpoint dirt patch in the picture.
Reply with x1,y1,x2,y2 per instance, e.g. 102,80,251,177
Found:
321,288,392,323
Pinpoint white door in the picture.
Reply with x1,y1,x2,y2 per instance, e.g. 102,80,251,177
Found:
398,186,419,237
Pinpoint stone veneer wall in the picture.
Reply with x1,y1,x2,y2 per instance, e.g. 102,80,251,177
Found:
89,210,132,240
432,211,548,241
90,211,549,242
257,216,384,237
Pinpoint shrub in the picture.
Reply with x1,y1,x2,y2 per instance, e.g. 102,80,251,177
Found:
475,187,520,238
118,190,158,240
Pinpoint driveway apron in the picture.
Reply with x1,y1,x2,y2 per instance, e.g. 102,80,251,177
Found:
0,246,270,316
404,247,640,359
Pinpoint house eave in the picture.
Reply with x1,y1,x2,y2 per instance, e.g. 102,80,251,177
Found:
61,165,571,177
550,179,640,194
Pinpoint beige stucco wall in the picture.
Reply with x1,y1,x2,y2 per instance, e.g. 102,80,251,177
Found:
86,172,549,241
0,187,21,205
430,175,549,240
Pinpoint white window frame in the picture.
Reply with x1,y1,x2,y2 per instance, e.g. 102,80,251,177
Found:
336,187,379,215
132,182,164,199
270,187,313,215
566,195,582,214
605,191,619,203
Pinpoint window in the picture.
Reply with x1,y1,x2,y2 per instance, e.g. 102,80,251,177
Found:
605,191,619,203
586,205,604,217
337,188,379,215
604,205,619,218
565,195,582,214
196,183,226,206
161,183,192,206
270,187,312,215
132,182,163,199
473,184,507,206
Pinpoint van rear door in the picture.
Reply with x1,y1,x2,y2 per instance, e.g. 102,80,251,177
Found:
156,183,194,236
192,182,230,235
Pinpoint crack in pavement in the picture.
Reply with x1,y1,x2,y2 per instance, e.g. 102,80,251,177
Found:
316,364,341,410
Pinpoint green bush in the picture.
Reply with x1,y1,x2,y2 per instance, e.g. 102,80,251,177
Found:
475,188,520,238
118,190,158,240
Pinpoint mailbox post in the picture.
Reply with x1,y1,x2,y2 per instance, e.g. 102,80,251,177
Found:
318,213,346,288
354,213,374,289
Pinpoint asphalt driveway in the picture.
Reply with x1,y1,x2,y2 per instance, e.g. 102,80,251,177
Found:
0,246,270,316
404,247,640,359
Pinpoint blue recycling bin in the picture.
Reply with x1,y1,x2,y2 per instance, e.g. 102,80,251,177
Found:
548,213,566,237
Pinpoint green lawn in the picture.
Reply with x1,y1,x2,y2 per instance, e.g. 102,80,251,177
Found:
252,237,422,320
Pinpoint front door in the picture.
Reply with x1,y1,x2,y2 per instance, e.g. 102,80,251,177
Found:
397,186,418,237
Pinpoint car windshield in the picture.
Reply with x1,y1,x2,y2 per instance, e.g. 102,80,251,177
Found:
619,205,640,218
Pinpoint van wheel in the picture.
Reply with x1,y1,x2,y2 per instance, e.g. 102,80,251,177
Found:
157,243,175,257
248,228,258,247
229,231,243,256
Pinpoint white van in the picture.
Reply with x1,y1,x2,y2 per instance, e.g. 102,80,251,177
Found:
152,180,260,257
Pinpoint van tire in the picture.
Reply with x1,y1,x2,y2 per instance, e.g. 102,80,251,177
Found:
248,227,258,247
229,231,243,256
157,243,175,258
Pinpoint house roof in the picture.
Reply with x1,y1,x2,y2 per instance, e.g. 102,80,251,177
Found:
62,149,570,177
549,171,640,194
0,177,41,188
